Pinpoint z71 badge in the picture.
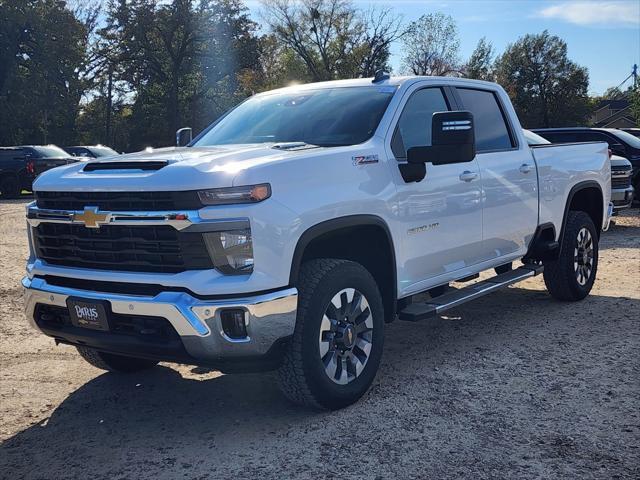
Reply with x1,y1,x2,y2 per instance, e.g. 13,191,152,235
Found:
353,154,379,165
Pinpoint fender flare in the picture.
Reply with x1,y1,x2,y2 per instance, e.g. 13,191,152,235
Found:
559,180,604,247
288,214,398,314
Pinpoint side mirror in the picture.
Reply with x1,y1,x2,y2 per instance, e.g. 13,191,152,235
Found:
407,111,476,166
176,127,192,147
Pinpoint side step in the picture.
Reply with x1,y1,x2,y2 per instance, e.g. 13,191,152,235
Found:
398,264,544,322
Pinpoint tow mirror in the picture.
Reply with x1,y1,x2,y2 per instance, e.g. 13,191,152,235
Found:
176,127,192,147
407,111,476,166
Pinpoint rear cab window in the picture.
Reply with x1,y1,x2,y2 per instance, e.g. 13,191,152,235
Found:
455,88,515,152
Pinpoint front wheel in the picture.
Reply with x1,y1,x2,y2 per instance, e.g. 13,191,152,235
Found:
543,211,599,301
277,259,384,410
76,346,158,373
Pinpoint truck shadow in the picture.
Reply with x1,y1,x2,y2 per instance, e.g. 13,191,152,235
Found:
1,287,638,478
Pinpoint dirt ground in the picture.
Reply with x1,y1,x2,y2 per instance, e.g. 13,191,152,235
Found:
0,198,638,479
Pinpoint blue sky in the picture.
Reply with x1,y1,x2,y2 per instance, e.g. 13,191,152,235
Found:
246,0,640,95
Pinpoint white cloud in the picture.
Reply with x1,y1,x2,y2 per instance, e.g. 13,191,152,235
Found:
540,1,639,26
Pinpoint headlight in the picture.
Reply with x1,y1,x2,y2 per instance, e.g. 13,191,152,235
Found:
203,228,254,275
198,184,271,206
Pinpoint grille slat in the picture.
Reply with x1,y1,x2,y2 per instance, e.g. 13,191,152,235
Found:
34,223,213,273
612,177,632,189
35,190,202,211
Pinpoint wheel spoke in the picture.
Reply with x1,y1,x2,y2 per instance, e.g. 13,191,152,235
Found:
355,337,372,357
349,290,362,316
324,351,338,380
336,357,349,385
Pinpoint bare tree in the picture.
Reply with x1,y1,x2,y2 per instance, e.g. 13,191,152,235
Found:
356,7,405,77
260,0,404,81
401,13,461,76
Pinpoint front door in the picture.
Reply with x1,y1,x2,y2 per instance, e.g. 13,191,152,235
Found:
386,85,484,297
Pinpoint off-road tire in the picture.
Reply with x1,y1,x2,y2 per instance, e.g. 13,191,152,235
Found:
543,211,598,301
277,259,384,410
76,346,158,373
0,176,20,199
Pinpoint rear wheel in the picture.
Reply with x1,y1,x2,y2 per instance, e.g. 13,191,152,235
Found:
277,259,384,410
76,346,158,373
0,176,20,199
543,211,598,301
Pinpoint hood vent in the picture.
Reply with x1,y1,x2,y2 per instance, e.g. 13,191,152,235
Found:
83,160,168,172
271,142,319,151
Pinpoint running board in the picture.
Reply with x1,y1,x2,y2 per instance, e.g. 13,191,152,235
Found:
398,264,544,322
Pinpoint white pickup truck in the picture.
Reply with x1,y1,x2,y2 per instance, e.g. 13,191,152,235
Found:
23,75,612,409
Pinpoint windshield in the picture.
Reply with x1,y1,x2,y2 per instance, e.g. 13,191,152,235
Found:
32,146,69,158
90,146,119,157
609,129,640,149
194,86,396,147
523,129,550,145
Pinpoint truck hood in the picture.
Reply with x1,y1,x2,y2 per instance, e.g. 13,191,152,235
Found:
33,144,326,192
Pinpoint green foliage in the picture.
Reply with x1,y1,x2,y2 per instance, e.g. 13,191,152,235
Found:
0,0,89,145
96,0,261,150
465,37,494,81
630,87,640,125
494,30,590,128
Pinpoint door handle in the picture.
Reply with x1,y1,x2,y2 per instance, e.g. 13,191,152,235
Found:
519,163,533,174
459,171,478,182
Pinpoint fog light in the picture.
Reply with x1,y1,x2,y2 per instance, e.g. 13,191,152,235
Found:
220,309,248,339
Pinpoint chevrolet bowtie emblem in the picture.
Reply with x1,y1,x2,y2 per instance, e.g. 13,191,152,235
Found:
73,207,110,228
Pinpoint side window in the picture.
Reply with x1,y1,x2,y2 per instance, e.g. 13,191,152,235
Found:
457,88,514,152
392,88,449,159
582,132,614,146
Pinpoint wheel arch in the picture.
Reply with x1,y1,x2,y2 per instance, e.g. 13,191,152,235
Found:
289,215,398,322
560,180,604,247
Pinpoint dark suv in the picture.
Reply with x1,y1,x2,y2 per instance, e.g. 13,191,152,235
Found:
532,128,640,193
0,146,78,198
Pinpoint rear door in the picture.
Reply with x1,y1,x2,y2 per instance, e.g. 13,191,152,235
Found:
454,87,538,261
386,84,484,294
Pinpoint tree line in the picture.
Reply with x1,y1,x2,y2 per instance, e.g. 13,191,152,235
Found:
0,0,623,152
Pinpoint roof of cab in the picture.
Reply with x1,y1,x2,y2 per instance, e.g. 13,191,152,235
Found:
254,75,500,96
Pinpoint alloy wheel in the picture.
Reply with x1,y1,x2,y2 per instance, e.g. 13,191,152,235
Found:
318,288,374,385
574,227,594,286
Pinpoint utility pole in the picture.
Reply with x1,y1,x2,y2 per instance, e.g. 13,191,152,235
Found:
633,64,638,89
106,66,113,146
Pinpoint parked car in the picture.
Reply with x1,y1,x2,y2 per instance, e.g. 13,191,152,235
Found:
23,76,612,409
64,145,120,159
532,127,640,195
0,145,78,198
523,129,634,213
621,128,640,139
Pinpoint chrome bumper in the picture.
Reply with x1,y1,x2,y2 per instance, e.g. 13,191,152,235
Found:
23,276,298,362
603,202,615,232
611,185,634,210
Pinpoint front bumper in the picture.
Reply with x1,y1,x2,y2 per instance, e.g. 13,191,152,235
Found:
611,185,635,211
23,276,298,372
